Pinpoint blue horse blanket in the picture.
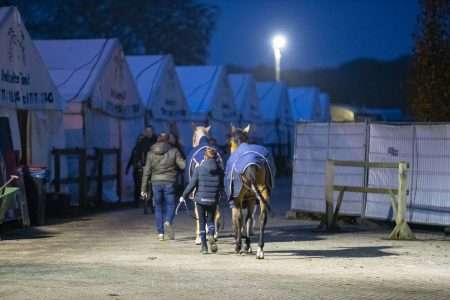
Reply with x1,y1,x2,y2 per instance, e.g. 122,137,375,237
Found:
225,143,276,199
185,136,224,180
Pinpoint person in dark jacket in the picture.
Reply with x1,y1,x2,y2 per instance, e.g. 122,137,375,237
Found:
141,133,185,240
185,135,224,244
181,147,223,254
126,135,145,207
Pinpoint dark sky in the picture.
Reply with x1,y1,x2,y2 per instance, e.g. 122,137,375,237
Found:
202,0,420,69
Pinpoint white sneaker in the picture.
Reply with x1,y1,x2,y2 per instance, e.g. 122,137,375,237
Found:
164,222,175,240
158,234,164,241
195,235,202,245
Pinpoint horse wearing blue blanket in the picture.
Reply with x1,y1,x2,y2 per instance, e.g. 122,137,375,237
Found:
226,125,275,259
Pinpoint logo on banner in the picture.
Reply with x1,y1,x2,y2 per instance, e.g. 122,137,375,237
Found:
388,147,399,157
8,27,26,66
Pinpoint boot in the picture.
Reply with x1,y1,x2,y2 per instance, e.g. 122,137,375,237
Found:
200,234,208,254
208,235,218,253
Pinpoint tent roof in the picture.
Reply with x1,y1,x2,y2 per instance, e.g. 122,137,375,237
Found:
288,87,321,121
127,55,188,120
0,6,62,111
35,38,143,118
256,81,292,123
34,39,117,103
228,74,261,122
127,55,166,105
176,65,223,113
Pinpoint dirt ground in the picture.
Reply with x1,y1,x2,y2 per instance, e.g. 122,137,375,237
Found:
1,178,449,300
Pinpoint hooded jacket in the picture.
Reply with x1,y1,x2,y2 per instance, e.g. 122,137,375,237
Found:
141,142,185,192
182,158,224,206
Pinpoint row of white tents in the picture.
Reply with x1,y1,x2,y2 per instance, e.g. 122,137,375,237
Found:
0,6,330,203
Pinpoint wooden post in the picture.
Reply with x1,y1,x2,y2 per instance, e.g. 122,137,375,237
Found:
389,161,415,240
53,149,61,193
325,160,335,230
331,188,346,229
79,149,87,209
97,148,103,208
116,148,122,203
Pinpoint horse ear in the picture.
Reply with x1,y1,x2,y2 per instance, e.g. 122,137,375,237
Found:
243,124,251,134
231,124,236,133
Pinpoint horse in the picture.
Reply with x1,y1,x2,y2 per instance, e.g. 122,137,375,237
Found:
188,124,223,244
226,125,275,259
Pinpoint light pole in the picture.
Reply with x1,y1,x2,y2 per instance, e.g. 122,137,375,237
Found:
272,34,286,81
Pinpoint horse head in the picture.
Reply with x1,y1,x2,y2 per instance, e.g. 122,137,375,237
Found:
229,124,251,153
192,123,211,147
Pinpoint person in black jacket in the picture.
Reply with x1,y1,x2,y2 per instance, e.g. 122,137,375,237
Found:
180,147,223,254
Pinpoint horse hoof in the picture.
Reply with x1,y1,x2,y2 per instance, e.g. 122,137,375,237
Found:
256,247,264,259
195,236,201,245
247,247,253,254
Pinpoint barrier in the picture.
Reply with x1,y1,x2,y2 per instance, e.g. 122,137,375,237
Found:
325,159,415,240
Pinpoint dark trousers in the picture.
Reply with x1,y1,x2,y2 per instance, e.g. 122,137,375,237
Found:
152,183,176,234
196,203,216,244
132,168,143,206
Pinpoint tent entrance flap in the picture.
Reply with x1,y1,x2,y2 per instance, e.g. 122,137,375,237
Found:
16,110,29,165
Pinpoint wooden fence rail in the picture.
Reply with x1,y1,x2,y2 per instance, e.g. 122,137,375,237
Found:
325,159,415,240
52,148,121,208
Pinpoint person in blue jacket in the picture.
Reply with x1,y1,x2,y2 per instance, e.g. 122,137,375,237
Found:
185,135,224,244
180,147,223,254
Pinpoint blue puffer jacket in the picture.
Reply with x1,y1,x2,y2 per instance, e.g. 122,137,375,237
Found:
182,159,224,206
225,143,276,199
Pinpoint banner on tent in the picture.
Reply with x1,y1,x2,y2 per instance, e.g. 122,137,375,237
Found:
0,7,61,111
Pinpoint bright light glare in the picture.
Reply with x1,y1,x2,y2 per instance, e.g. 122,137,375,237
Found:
272,34,287,49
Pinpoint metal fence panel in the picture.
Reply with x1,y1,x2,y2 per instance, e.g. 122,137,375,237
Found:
366,124,450,226
291,122,366,215
365,124,414,220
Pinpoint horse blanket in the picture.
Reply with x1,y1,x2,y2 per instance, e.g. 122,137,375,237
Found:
225,143,276,199
185,136,225,180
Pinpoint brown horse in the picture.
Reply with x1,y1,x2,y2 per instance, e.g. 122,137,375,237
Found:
228,125,274,259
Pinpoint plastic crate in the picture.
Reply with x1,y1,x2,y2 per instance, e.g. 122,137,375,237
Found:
0,187,19,224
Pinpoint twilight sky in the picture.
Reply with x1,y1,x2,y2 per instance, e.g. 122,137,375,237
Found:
202,0,420,69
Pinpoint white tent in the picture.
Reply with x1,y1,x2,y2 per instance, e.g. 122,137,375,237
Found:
228,74,264,143
127,55,191,153
35,38,145,203
176,65,237,147
256,81,293,155
0,6,65,174
288,87,321,122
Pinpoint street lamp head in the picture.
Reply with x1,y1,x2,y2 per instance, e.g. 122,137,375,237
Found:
272,34,287,50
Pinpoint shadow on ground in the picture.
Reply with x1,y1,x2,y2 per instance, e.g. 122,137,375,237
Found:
1,227,58,240
266,246,397,259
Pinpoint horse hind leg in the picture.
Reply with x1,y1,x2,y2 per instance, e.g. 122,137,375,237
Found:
232,206,243,254
256,185,270,260
243,199,255,254
213,205,221,241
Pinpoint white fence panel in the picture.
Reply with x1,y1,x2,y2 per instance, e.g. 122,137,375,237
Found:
291,122,366,215
366,124,450,226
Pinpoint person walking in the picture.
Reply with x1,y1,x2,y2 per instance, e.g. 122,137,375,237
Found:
126,134,145,208
141,133,185,241
180,147,223,254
